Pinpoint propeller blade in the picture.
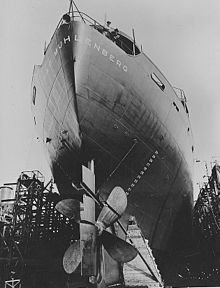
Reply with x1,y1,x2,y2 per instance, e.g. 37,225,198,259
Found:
100,230,137,263
55,199,80,220
63,240,81,274
97,186,127,229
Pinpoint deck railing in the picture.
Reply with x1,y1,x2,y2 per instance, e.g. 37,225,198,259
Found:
44,11,139,56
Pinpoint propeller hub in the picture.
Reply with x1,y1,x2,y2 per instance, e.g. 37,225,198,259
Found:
95,221,105,235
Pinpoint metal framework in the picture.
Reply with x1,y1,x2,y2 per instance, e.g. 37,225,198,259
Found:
187,164,220,283
0,171,76,286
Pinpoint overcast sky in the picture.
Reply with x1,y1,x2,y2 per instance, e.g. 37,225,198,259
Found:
1,0,220,198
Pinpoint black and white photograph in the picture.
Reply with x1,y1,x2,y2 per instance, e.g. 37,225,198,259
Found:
0,1,220,287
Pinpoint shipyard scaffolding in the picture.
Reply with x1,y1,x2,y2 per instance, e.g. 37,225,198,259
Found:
179,163,220,286
0,170,77,288
158,163,220,287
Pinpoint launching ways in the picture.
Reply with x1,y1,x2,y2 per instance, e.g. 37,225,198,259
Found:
124,222,162,288
0,167,163,288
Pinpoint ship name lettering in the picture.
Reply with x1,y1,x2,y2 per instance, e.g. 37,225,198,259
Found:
74,34,81,42
123,65,128,72
58,41,63,49
116,60,121,67
92,42,128,73
110,54,115,62
102,49,108,57
73,35,128,72
64,36,71,44
53,34,128,72
94,43,100,51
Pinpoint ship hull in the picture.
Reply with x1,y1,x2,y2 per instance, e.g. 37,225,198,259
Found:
32,19,194,281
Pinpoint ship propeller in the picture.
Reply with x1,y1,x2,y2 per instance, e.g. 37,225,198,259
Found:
55,198,80,221
100,230,137,263
96,186,128,232
55,186,137,274
63,240,81,274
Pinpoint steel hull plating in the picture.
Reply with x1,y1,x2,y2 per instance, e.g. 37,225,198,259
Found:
32,20,194,279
